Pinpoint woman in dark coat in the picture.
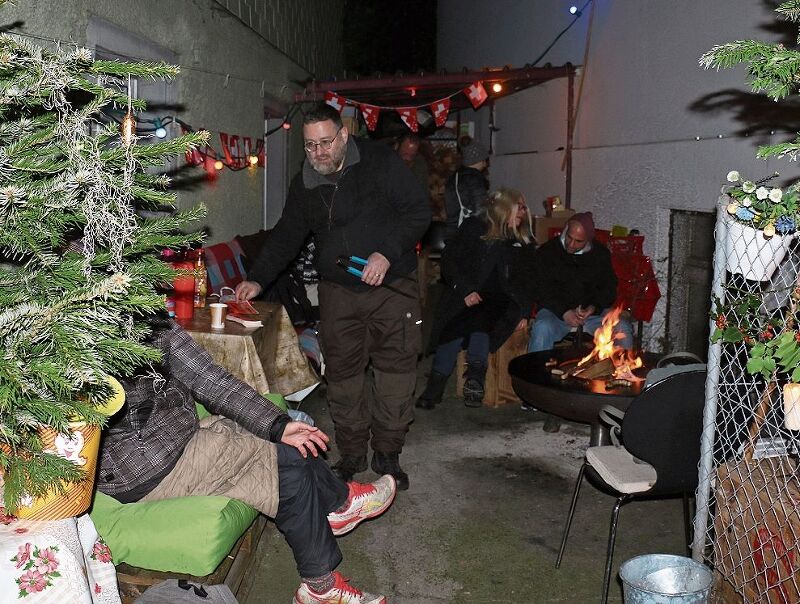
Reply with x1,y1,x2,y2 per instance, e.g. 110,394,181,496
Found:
417,188,537,408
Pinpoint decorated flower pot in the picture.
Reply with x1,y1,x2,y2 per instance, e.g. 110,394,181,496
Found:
11,376,125,520
724,215,795,281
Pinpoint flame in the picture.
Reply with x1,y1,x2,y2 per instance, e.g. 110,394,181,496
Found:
577,306,643,380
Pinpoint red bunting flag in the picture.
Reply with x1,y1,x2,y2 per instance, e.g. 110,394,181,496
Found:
325,91,346,113
430,98,451,127
464,81,488,109
397,107,418,132
359,103,380,131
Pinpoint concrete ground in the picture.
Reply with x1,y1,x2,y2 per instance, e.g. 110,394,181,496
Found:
241,358,689,604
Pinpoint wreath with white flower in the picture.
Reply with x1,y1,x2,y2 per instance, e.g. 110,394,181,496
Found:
724,170,800,237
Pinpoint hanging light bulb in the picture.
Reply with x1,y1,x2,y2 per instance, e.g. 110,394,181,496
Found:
491,82,503,93
154,118,167,139
409,87,417,97
214,155,224,171
569,6,579,15
120,110,136,146
282,121,291,130
249,154,259,166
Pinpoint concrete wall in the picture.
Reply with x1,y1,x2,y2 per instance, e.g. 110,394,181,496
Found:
1,0,343,244
438,0,790,345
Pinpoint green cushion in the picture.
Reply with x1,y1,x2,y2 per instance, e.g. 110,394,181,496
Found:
90,491,258,575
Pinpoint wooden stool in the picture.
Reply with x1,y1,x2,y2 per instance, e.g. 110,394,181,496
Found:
455,328,530,407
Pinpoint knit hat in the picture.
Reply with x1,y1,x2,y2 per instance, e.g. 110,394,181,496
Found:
460,140,489,166
569,212,595,241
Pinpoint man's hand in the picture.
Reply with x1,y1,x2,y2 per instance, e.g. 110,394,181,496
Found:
563,309,583,328
576,305,596,321
281,421,330,458
235,280,263,302
464,292,483,307
515,318,528,331
361,252,390,287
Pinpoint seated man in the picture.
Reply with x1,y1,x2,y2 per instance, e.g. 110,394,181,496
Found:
528,212,633,353
98,318,396,604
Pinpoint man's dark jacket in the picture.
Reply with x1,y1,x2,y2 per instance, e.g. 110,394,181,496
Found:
533,236,618,318
249,138,430,291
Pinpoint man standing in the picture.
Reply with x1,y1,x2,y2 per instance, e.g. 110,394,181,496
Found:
236,103,430,490
528,212,633,352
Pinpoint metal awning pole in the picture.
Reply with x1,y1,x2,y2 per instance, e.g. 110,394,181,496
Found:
565,66,575,209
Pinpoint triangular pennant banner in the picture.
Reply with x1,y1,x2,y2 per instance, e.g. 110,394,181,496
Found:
397,107,418,132
464,81,488,109
325,91,346,113
430,98,451,127
359,103,380,131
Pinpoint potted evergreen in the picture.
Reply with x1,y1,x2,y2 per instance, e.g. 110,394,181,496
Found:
0,10,207,516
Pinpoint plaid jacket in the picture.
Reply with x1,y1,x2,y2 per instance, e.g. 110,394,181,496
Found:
97,323,286,502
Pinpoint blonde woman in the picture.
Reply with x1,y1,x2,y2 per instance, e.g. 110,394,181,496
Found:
418,188,537,408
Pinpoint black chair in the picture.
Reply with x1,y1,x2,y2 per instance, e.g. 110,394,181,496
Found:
554,369,707,604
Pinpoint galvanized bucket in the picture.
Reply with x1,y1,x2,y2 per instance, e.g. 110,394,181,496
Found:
619,554,712,603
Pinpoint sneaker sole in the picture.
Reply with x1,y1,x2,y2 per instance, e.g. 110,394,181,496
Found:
330,475,397,537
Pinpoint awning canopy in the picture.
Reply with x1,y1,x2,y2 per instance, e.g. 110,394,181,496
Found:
294,64,575,112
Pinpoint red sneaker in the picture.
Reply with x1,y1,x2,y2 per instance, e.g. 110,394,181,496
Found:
327,475,396,537
294,571,386,604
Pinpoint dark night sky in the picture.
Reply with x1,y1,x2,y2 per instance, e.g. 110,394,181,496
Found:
342,0,437,77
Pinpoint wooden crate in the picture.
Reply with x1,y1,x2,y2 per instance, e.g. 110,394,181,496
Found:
455,328,529,407
713,458,800,603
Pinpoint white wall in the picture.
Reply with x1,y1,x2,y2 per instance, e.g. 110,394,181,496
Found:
439,0,787,246
439,0,790,343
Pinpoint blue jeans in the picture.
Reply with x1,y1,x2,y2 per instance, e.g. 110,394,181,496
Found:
432,332,490,376
528,307,633,352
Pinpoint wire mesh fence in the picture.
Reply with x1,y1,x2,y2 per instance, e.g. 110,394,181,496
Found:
694,197,800,602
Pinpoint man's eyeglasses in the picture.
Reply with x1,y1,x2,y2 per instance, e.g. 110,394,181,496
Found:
304,128,342,154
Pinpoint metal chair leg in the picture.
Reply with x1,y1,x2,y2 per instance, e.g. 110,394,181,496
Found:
556,461,587,569
601,494,631,604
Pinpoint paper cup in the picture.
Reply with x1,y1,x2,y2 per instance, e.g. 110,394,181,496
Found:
210,303,228,329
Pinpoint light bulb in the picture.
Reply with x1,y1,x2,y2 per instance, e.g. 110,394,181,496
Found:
282,121,291,130
249,154,258,165
214,157,224,170
491,82,503,93
569,6,578,14
154,118,167,139
120,111,136,146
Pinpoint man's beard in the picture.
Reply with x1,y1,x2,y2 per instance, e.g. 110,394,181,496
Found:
308,143,347,175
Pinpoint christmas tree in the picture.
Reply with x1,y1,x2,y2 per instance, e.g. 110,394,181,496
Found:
0,5,208,511
700,0,800,162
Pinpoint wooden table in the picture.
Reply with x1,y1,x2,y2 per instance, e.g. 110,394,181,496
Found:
177,302,318,396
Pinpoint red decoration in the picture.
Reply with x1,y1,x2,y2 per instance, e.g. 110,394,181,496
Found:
359,103,380,131
181,125,203,166
325,91,346,113
397,107,418,132
464,81,488,109
430,98,451,127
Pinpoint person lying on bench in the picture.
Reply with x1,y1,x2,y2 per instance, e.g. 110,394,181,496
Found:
97,318,396,604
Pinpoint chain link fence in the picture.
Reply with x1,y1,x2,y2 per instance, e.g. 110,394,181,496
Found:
694,197,800,602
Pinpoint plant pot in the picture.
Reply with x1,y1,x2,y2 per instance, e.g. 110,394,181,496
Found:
724,216,795,281
9,375,126,520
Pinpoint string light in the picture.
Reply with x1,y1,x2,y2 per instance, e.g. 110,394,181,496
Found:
282,121,291,130
569,6,579,15
248,154,258,166
214,155,224,170
154,118,167,139
491,82,503,93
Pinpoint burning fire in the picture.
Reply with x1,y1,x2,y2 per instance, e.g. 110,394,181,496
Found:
577,306,643,381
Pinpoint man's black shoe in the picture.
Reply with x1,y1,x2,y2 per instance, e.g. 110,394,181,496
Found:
371,451,409,491
332,454,367,482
